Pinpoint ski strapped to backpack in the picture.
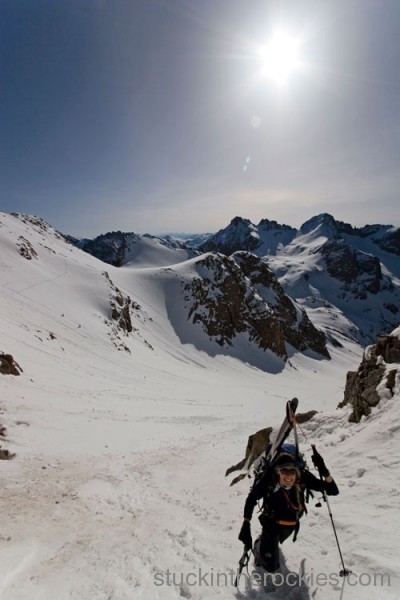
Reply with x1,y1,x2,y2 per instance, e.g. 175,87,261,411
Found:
251,398,300,485
267,397,298,464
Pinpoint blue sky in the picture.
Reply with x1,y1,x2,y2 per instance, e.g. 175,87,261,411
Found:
1,0,400,237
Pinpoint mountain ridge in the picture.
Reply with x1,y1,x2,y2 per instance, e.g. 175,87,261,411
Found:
4,211,400,349
0,212,334,373
70,212,399,344
199,214,400,344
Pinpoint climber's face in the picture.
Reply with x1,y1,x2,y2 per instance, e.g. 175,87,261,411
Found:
278,467,297,487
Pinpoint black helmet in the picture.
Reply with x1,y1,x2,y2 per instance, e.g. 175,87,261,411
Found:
275,452,296,470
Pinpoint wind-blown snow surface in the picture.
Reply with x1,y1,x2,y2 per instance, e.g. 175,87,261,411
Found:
0,212,399,599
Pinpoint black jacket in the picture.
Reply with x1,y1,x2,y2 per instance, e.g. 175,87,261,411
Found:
243,469,339,522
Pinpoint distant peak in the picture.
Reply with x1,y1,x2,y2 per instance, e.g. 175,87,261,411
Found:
258,218,294,231
299,213,339,238
230,216,255,227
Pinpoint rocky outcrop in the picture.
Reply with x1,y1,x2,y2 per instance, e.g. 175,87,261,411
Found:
226,427,273,485
12,213,63,239
110,288,137,334
184,252,329,359
0,446,16,460
376,229,400,256
0,353,23,376
17,236,38,260
78,231,138,266
102,271,143,352
339,332,400,422
319,240,383,298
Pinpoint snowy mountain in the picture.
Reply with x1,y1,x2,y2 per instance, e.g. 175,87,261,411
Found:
70,214,400,344
200,214,400,343
66,229,197,267
1,210,399,600
182,252,329,364
0,212,332,371
201,213,400,259
162,232,213,248
200,215,296,256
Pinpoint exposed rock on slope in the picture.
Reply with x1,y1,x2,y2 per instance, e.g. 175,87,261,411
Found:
102,271,152,352
17,236,38,260
319,240,384,298
183,252,329,359
0,353,22,376
339,329,400,422
77,232,139,266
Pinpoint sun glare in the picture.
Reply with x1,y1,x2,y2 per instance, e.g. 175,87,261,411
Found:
259,31,301,85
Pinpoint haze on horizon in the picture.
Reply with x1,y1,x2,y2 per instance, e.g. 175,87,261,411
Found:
1,0,400,237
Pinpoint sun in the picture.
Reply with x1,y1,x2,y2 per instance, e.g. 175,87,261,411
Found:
259,31,301,85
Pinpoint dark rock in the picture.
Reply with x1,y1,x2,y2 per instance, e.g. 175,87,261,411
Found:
375,335,400,363
0,448,16,460
17,236,38,260
374,228,400,256
339,333,400,422
226,426,273,481
295,410,318,424
319,240,382,296
184,252,329,359
0,354,22,376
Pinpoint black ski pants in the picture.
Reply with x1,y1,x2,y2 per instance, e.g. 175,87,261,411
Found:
257,518,295,572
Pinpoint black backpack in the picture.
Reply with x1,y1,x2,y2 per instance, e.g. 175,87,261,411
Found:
253,443,312,541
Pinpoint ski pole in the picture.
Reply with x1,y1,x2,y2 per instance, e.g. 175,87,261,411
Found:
234,545,251,587
311,445,351,577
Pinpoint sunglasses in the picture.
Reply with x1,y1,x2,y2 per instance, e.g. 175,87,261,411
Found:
278,467,297,475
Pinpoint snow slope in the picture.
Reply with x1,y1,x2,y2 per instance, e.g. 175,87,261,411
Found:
118,235,195,268
0,212,398,599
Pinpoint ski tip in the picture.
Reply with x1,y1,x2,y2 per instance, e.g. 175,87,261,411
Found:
286,398,298,422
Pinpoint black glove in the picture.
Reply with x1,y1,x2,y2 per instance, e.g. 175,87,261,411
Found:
238,520,253,549
312,447,330,477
